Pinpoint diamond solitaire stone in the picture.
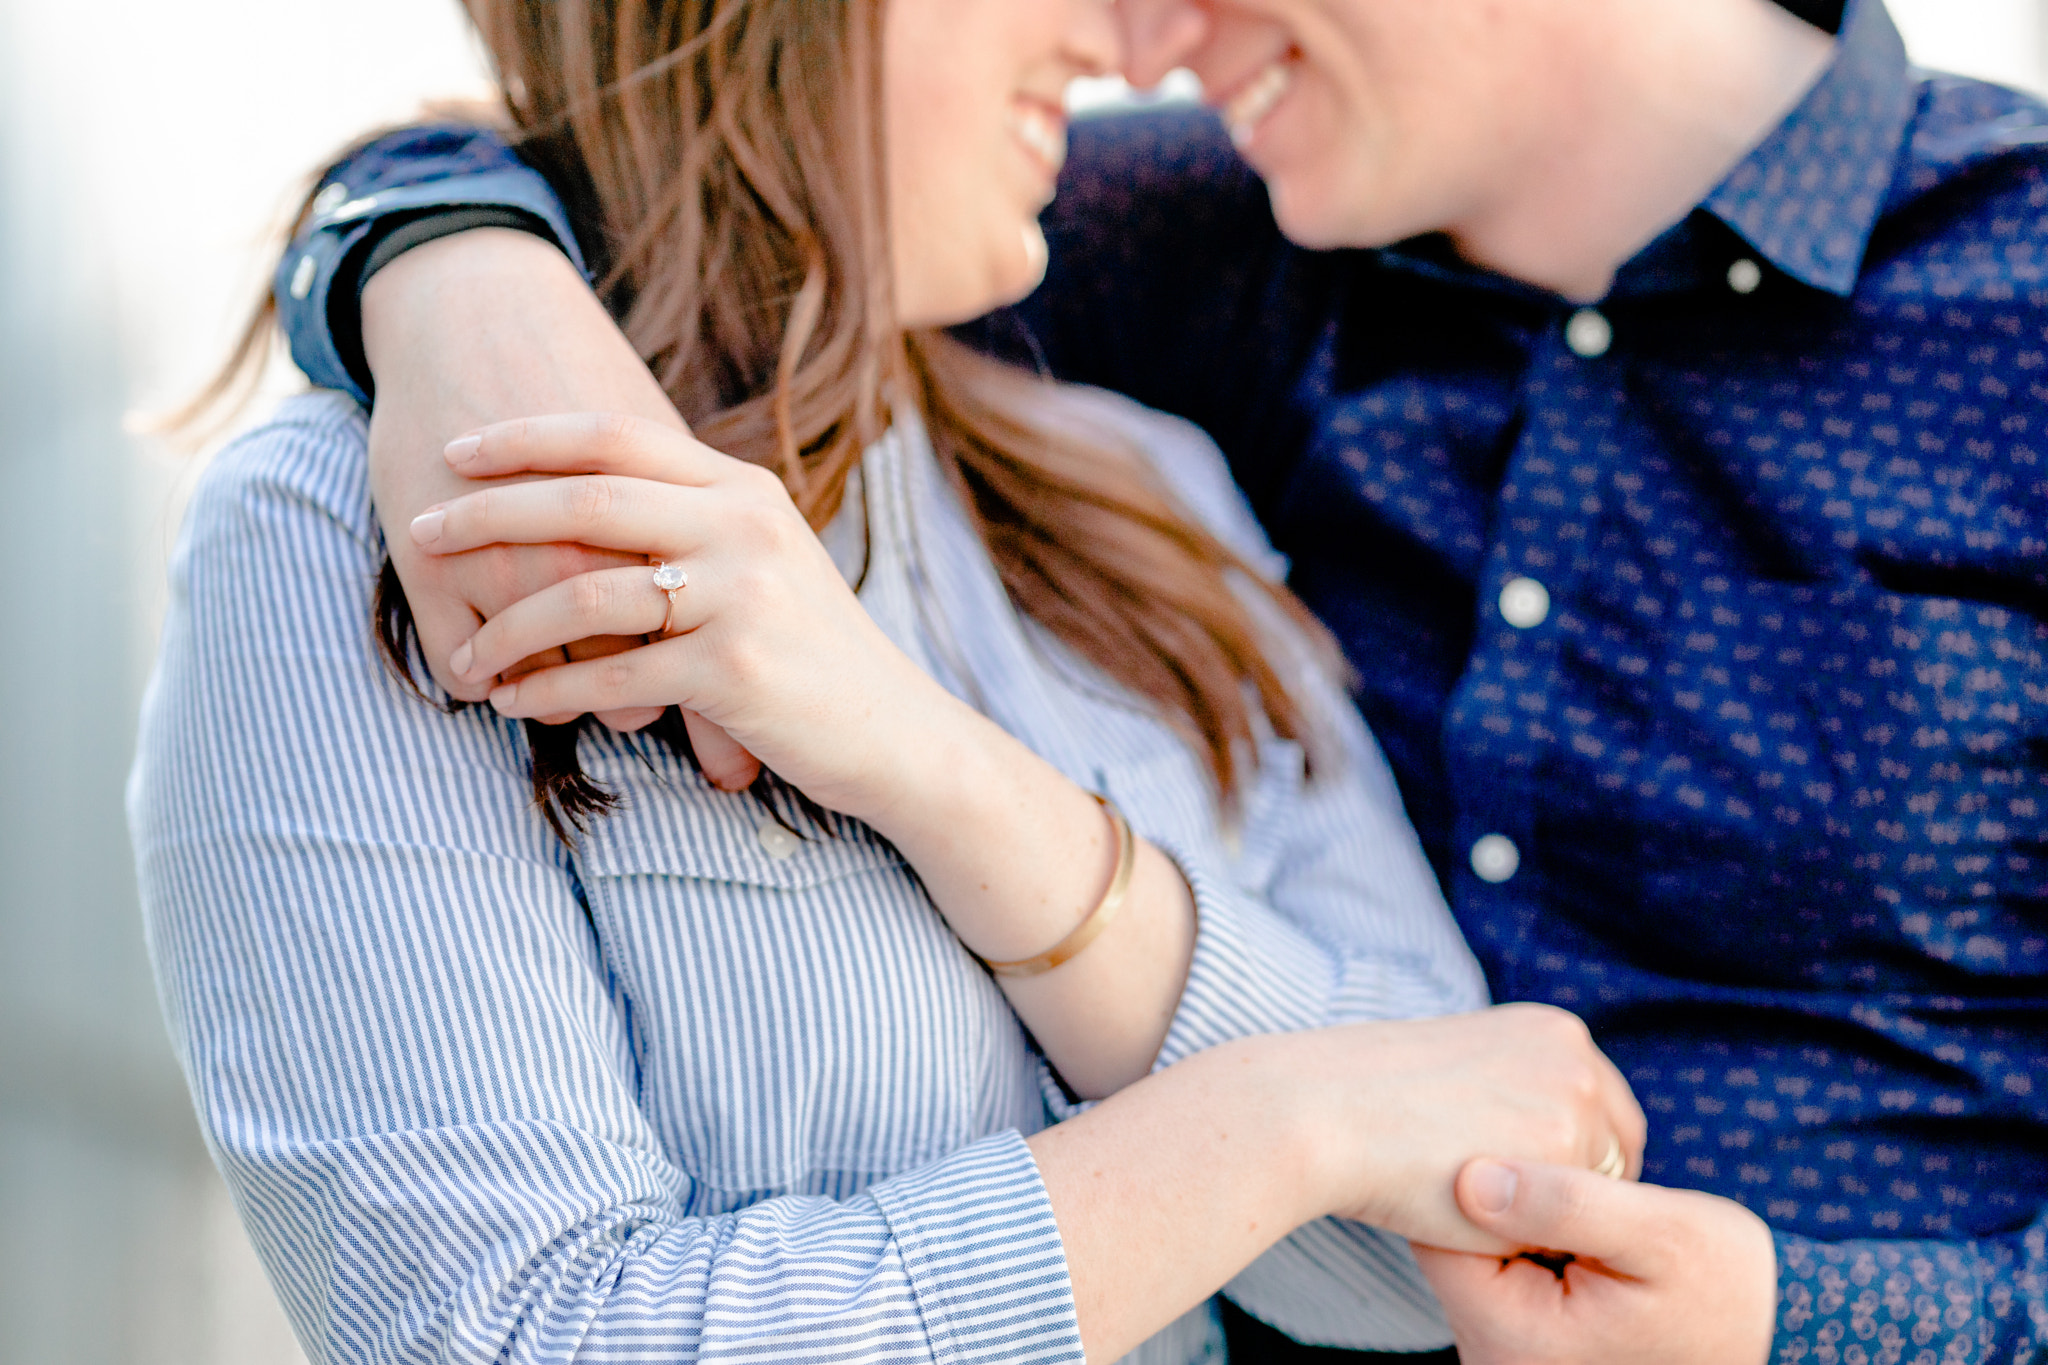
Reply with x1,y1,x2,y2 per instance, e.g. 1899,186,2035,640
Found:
653,562,688,591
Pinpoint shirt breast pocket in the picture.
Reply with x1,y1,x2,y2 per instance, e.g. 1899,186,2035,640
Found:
573,768,1026,1195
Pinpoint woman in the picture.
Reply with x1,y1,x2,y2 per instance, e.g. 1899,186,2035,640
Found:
131,1,1642,1361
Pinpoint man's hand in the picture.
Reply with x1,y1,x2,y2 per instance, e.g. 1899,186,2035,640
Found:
1412,1158,1778,1365
362,228,760,779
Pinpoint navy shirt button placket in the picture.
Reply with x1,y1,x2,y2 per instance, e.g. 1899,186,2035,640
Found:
1456,308,1605,914
1466,574,1555,890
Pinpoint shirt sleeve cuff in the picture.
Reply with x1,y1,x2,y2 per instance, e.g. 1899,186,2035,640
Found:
1771,1228,1983,1363
867,1130,1084,1365
276,166,586,403
1149,835,1434,1072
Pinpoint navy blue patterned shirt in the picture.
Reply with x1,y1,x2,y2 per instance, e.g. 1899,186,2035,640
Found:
276,1,2047,1356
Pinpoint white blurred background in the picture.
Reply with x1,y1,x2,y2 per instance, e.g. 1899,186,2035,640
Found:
0,3,2038,1362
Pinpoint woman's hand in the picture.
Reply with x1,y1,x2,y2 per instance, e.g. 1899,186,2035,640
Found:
1290,1004,1648,1255
410,412,968,824
364,230,684,734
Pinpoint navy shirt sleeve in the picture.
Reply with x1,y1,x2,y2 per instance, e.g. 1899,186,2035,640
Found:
273,124,587,405
1773,1218,2048,1362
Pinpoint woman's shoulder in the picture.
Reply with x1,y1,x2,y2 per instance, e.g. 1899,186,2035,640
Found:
1049,384,1289,584
184,390,376,560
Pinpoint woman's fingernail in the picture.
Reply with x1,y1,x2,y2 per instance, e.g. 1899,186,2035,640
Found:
1469,1161,1519,1217
409,508,446,545
488,682,518,713
450,641,474,679
444,434,483,465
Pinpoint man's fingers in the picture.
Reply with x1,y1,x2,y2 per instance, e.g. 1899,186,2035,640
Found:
682,709,762,791
444,412,727,486
595,705,668,733
576,635,669,735
1453,1160,1673,1276
1409,1245,1531,1299
1410,1243,1629,1365
1410,1244,1572,1322
406,592,495,702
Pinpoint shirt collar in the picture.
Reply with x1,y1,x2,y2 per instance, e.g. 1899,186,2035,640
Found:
1701,0,1917,296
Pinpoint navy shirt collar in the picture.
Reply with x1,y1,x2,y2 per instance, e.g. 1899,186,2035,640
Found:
1701,0,1916,296
1371,0,1916,303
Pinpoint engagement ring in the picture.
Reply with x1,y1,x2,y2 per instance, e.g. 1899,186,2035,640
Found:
653,561,688,634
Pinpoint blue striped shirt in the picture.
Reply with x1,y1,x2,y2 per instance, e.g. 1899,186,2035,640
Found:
130,386,1486,1364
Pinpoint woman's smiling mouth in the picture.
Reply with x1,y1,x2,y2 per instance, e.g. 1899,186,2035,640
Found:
1008,98,1069,179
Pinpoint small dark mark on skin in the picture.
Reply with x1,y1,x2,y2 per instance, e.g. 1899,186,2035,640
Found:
1502,1250,1578,1282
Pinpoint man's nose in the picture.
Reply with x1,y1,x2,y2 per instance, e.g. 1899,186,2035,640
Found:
1114,0,1212,89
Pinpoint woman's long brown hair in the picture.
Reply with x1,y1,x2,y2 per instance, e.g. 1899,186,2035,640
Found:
247,0,1343,838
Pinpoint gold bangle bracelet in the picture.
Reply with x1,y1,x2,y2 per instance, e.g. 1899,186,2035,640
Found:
980,796,1137,980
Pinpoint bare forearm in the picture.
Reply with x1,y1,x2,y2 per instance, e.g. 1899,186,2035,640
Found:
362,228,676,432
1028,1038,1324,1363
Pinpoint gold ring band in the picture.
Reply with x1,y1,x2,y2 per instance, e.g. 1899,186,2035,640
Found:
1593,1136,1627,1180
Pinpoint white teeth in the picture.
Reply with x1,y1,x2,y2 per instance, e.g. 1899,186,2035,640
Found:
1009,105,1068,175
1224,61,1293,149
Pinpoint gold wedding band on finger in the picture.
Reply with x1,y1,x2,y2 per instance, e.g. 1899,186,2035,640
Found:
1593,1136,1627,1180
653,561,689,635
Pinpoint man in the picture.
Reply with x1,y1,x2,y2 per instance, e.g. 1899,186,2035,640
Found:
272,0,2047,1359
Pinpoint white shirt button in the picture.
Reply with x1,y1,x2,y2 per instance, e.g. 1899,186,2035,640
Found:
756,820,800,861
1499,576,1551,630
1565,308,1613,358
1470,835,1522,885
310,182,350,217
1727,258,1764,295
288,254,318,301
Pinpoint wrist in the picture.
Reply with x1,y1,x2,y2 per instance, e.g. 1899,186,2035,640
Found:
852,688,1122,962
1196,1036,1337,1231
1276,1024,1411,1230
362,228,580,377
851,680,1026,836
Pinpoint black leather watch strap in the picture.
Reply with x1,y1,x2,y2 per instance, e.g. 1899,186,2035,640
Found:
333,206,560,400
1771,0,1846,33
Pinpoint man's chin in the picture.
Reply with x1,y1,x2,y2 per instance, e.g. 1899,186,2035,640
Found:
1264,179,1406,254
